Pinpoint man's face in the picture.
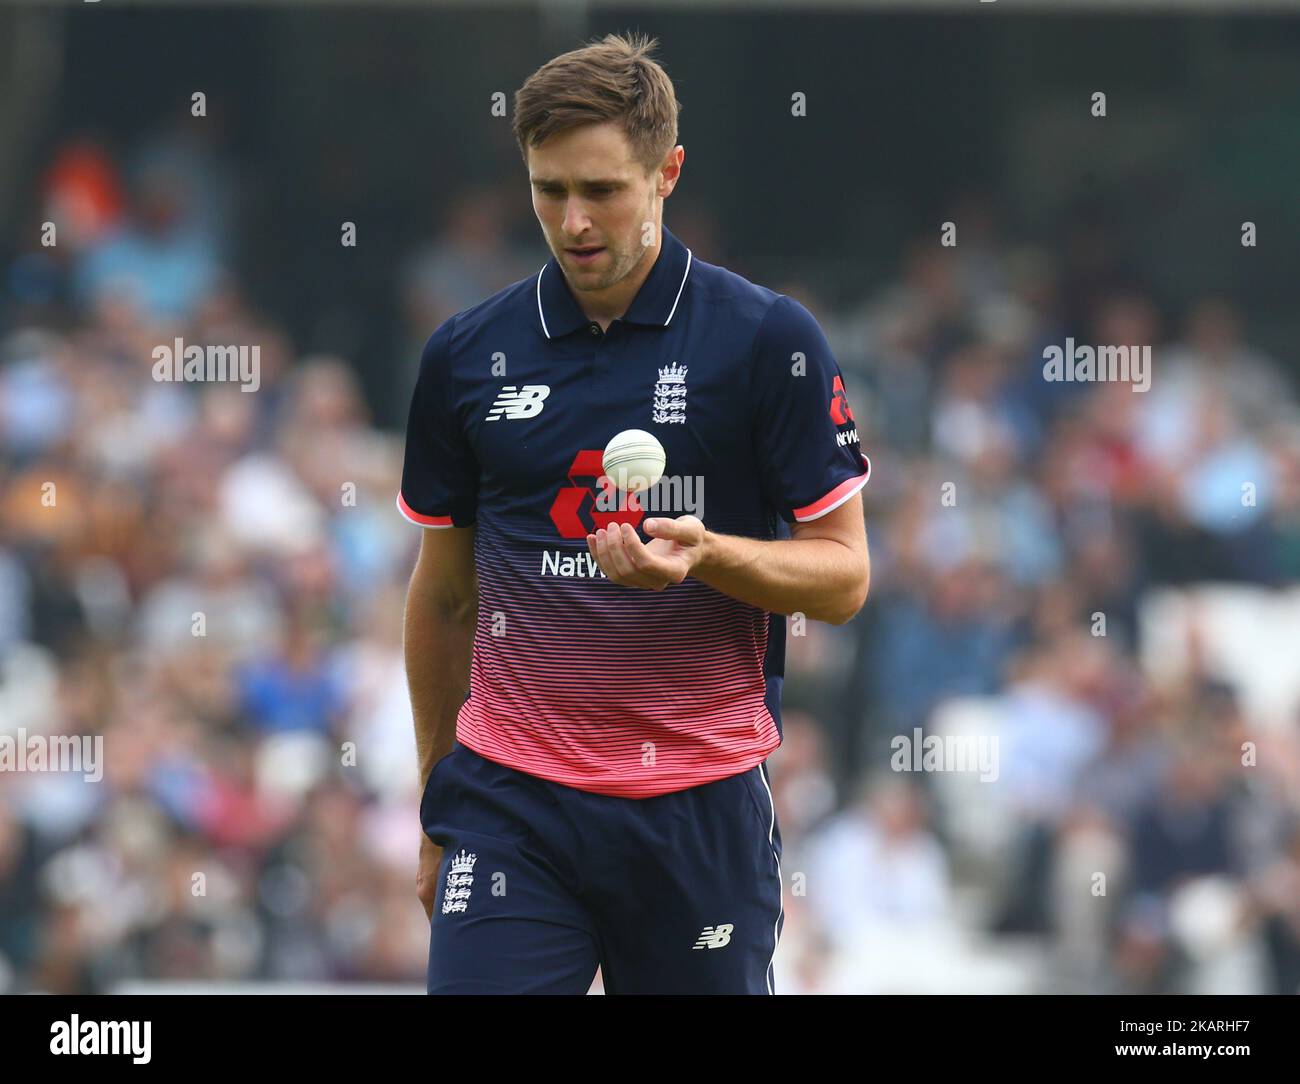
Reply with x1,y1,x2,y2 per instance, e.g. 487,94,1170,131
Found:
528,122,677,294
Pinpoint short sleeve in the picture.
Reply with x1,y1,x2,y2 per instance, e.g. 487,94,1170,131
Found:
750,295,871,523
396,320,479,528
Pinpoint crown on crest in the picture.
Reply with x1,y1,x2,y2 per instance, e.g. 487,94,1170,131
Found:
450,849,478,875
657,362,688,385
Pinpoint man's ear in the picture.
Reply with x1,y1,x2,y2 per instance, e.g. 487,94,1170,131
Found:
658,147,684,197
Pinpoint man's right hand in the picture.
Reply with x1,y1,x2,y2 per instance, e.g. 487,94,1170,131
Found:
417,834,444,921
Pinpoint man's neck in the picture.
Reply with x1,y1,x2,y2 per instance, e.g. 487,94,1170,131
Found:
573,237,662,330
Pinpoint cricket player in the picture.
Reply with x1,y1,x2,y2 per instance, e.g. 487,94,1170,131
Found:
400,31,870,994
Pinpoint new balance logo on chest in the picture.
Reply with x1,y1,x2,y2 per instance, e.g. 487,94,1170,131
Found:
487,384,550,421
692,923,734,949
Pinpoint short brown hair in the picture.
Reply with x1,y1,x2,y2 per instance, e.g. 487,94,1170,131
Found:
513,31,681,175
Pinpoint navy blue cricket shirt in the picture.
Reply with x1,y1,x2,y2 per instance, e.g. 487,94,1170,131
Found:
398,225,870,797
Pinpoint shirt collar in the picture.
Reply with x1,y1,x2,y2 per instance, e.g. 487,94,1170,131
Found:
535,225,693,340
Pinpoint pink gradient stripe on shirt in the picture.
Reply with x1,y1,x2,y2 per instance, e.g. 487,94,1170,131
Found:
396,492,454,527
791,454,871,522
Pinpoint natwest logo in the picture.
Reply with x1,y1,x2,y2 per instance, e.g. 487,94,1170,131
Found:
548,450,643,539
829,374,855,426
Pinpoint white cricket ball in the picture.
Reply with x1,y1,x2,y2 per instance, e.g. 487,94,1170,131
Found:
602,429,666,494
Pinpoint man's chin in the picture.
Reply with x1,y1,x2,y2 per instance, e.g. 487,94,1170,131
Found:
563,255,620,284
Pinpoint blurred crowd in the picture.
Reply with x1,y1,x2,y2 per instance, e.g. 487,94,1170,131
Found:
2,130,1299,994
776,218,1300,994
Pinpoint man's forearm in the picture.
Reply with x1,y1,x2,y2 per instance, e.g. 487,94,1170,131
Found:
404,576,476,787
691,531,869,624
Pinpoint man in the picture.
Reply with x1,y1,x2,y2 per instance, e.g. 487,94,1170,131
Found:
400,31,870,994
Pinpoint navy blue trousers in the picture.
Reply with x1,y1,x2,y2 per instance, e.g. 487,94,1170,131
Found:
421,741,784,994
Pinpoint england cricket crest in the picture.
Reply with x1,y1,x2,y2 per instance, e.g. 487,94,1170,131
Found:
441,848,477,915
652,362,688,424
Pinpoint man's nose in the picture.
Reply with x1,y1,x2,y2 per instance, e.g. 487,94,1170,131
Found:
562,199,591,236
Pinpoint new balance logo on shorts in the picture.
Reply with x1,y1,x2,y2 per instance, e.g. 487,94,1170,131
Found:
486,384,550,421
692,923,734,949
